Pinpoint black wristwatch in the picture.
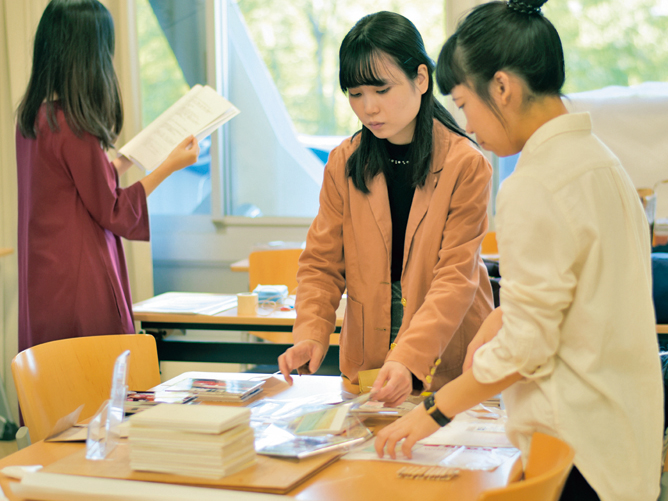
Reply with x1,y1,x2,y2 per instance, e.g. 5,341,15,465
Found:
423,394,451,427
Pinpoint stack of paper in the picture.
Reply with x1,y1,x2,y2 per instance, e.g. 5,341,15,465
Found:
124,391,196,415
252,285,289,304
132,292,237,315
166,377,265,402
129,404,256,479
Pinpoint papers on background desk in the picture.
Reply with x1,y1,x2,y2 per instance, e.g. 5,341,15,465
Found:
133,292,237,315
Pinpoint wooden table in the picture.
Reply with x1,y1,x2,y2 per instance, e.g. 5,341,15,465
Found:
230,258,250,272
134,295,342,367
0,374,521,501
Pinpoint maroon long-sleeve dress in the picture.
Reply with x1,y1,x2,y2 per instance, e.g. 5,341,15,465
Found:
16,103,150,352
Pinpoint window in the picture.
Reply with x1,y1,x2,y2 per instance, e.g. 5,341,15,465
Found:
498,0,668,185
137,0,447,220
136,0,212,216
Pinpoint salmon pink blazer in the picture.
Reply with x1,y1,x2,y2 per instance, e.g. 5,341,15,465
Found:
293,120,494,391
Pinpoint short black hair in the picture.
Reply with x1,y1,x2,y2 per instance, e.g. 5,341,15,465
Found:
437,0,564,109
339,11,469,194
17,0,123,150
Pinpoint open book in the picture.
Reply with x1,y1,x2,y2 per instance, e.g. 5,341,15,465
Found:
119,84,240,172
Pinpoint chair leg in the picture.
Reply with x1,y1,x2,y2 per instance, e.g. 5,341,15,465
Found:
15,426,31,450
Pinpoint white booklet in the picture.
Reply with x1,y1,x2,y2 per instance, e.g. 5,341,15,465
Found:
119,84,240,172
129,403,250,435
132,292,237,315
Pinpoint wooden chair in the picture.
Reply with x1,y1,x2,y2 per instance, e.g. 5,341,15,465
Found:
477,432,575,501
248,247,342,346
11,334,161,443
248,249,301,344
248,248,303,293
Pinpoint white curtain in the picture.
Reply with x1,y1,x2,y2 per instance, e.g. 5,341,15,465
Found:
0,0,152,424
0,0,50,426
103,0,155,305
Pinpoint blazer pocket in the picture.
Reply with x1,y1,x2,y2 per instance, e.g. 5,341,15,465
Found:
341,295,364,366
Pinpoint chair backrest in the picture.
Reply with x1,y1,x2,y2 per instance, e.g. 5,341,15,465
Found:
482,231,498,255
11,334,161,443
248,248,303,294
477,432,575,501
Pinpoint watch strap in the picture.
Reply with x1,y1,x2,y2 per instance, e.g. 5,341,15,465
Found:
423,393,451,427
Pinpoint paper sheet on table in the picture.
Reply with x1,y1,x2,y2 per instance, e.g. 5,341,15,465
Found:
342,442,517,471
46,420,131,442
408,403,512,448
417,413,515,448
44,405,83,441
11,472,286,501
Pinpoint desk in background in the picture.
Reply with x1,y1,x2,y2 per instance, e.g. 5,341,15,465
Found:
134,293,342,367
230,258,249,272
0,374,521,501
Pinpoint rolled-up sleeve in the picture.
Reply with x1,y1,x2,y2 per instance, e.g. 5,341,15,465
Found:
473,175,578,383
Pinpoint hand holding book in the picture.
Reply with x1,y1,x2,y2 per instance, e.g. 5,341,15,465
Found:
119,84,240,172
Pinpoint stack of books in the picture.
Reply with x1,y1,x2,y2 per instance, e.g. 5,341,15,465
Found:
166,377,265,403
124,391,196,415
128,404,256,479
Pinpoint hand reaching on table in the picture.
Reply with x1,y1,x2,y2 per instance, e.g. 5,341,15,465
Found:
278,339,325,385
374,399,440,459
370,361,413,408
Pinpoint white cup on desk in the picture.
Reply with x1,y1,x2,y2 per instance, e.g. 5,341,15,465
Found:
237,292,258,316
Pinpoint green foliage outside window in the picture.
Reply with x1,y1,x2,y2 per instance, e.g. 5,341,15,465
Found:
237,0,445,137
135,0,190,128
135,0,668,137
542,0,668,93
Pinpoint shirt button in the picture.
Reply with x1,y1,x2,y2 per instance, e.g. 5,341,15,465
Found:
425,375,433,384
401,298,407,307
430,367,436,375
435,358,441,366
390,343,397,350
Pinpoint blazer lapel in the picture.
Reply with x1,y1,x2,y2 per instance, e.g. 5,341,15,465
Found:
403,171,438,272
403,121,449,273
367,173,392,260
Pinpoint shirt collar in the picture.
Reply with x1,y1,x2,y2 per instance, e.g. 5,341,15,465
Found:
520,112,592,162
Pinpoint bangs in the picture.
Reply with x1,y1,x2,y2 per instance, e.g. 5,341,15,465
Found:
339,48,388,92
436,38,466,95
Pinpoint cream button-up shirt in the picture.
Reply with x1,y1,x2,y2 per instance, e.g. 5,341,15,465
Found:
473,113,663,501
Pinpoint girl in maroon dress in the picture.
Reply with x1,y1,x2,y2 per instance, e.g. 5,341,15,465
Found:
15,0,199,352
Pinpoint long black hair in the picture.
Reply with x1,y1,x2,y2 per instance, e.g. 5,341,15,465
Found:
17,0,123,150
339,11,468,194
436,0,564,116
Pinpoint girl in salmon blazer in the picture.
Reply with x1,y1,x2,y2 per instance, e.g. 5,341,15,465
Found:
278,11,494,406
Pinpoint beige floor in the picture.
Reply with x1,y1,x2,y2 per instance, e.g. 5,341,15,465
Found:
0,439,18,460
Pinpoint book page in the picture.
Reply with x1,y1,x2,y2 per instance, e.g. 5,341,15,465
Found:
119,85,240,171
